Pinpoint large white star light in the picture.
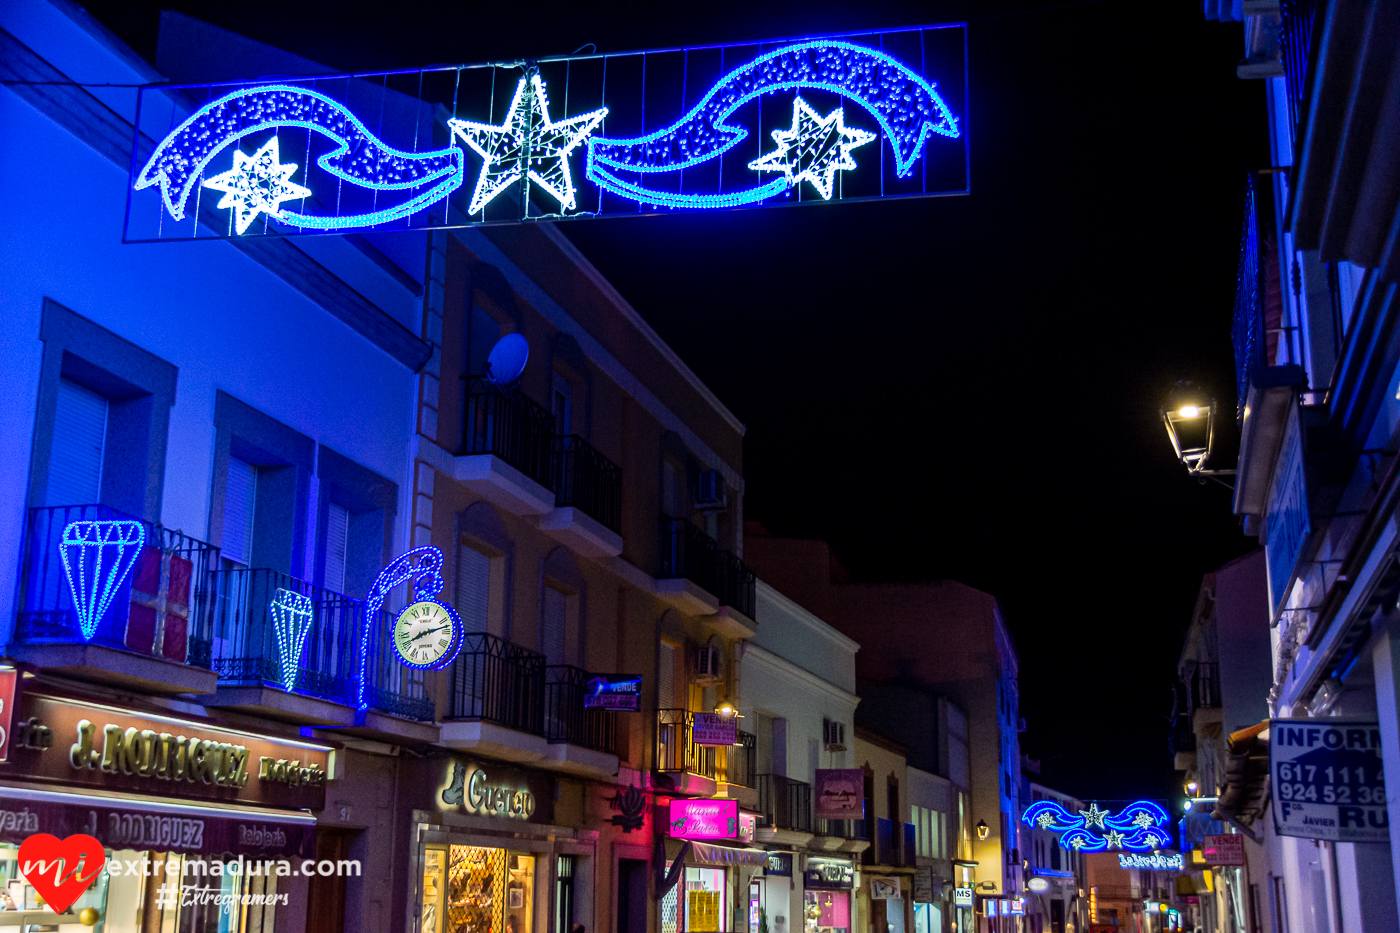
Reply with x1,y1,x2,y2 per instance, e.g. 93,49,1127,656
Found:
747,96,877,201
1079,804,1108,829
202,136,312,234
449,75,607,215
1102,830,1126,850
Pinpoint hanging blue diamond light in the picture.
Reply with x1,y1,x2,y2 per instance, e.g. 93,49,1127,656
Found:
59,520,146,640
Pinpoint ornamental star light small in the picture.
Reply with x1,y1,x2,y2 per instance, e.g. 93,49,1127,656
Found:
450,74,607,215
202,136,312,234
1103,830,1126,849
1133,811,1157,828
748,96,877,200
1080,804,1108,829
1037,812,1057,829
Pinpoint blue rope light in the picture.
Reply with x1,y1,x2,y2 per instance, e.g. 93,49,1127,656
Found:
135,85,464,231
357,547,457,710
269,587,315,691
59,520,146,641
1021,800,1174,853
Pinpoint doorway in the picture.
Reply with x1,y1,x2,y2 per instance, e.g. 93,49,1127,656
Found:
306,828,355,933
618,858,648,933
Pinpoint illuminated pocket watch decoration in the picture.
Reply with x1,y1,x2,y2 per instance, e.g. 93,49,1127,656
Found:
393,597,463,670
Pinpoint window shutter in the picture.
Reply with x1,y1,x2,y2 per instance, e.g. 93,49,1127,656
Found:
323,503,350,593
542,587,566,665
222,458,257,565
48,378,107,506
456,546,490,633
658,642,676,710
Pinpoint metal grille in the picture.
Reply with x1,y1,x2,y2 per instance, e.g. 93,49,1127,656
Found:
1232,175,1265,422
1279,0,1319,137
659,518,719,593
758,774,813,831
656,708,716,778
544,664,618,753
552,435,622,533
448,632,546,734
462,377,555,488
447,845,505,933
718,730,757,788
716,551,757,617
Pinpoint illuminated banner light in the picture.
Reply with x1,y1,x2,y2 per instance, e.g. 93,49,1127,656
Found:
125,25,967,241
1117,852,1184,871
1021,800,1173,852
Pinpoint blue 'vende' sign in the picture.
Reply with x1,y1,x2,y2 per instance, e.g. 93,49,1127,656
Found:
125,25,967,240
584,674,642,710
1270,719,1387,842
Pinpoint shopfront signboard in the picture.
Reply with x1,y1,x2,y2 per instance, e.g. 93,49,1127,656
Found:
0,666,16,762
693,713,739,746
0,693,334,811
870,878,900,899
436,757,554,824
765,852,793,876
584,675,643,710
1117,852,1184,871
912,867,935,903
1010,898,1025,916
1202,834,1245,866
814,769,864,820
953,886,974,907
669,799,739,840
1269,718,1386,842
804,857,855,889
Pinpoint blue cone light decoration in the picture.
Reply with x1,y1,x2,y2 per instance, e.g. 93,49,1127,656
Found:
270,587,315,690
59,520,146,640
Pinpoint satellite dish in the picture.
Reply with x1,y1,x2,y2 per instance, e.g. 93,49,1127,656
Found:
486,334,529,386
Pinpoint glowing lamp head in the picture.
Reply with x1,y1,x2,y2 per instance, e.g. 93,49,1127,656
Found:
1178,405,1201,419
716,702,737,718
1161,380,1218,474
1185,781,1199,795
976,819,990,840
1183,800,1193,812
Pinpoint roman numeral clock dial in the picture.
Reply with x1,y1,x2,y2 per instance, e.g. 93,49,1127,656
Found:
392,599,464,670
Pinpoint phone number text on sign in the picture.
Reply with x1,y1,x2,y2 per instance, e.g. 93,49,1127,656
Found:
1269,719,1386,843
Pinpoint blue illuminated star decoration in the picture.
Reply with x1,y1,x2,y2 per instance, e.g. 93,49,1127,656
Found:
1080,804,1108,829
1022,800,1173,854
202,136,312,234
449,75,608,215
1102,829,1126,850
747,97,876,200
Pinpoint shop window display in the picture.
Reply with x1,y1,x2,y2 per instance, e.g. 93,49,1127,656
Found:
0,845,279,933
421,845,535,933
802,890,849,933
684,867,725,933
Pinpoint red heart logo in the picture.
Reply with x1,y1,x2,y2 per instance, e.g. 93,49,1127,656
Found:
18,834,107,914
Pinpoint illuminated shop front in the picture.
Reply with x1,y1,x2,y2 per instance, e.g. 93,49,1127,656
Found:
661,800,766,933
413,756,588,933
0,690,331,933
802,858,854,933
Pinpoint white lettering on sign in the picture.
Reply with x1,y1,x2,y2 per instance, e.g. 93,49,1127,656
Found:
439,761,535,820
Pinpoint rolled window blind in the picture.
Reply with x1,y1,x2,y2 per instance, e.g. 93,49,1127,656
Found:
456,546,490,633
222,458,257,565
323,503,349,593
48,378,107,506
542,587,566,665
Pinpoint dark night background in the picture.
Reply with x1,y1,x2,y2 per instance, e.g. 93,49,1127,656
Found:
81,0,1268,804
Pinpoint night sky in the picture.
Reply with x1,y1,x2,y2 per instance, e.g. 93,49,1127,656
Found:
82,0,1268,803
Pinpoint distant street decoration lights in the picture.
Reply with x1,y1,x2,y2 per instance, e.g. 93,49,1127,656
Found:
1021,800,1174,853
1161,380,1235,488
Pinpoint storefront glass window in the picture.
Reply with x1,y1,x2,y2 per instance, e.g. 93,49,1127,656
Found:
422,845,535,933
802,890,850,933
684,867,726,933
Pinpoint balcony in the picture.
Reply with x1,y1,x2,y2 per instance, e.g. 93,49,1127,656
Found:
655,520,758,632
716,729,758,808
541,664,621,778
456,377,556,515
757,774,813,845
1187,662,1222,725
9,504,219,694
713,550,758,637
1170,716,1198,772
356,603,439,740
540,435,624,558
656,708,717,796
442,633,548,761
812,817,870,854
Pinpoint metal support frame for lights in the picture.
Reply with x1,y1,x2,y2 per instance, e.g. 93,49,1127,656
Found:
1162,381,1235,489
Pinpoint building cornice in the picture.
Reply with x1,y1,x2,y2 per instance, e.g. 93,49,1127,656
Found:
742,643,859,708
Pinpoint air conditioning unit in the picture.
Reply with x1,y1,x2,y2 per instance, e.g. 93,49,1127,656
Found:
823,719,846,751
695,470,726,511
693,646,723,684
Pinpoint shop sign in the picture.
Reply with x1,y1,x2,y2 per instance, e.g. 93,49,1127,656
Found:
693,713,738,746
814,769,864,820
0,666,16,762
870,878,900,900
804,857,854,889
669,799,738,840
953,886,974,907
438,760,543,821
739,811,757,842
912,866,935,903
1010,898,1025,915
1265,408,1309,613
1117,852,1183,871
1270,718,1386,842
1027,878,1050,894
986,899,998,918
765,852,793,876
1,693,333,810
584,675,642,711
1202,834,1245,866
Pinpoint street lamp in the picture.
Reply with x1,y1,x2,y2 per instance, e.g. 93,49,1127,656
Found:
1161,380,1235,487
976,820,990,840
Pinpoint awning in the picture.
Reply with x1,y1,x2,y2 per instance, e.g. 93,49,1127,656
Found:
1213,721,1270,837
0,782,317,859
686,841,768,867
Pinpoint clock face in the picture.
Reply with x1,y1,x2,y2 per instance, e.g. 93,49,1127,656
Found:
393,600,462,670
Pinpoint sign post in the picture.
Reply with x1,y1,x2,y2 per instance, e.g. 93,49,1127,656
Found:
1269,719,1386,842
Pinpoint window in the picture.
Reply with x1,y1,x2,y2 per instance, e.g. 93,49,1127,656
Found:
552,374,573,436
662,461,683,519
48,378,107,505
658,642,678,709
466,307,501,378
542,586,567,665
323,503,349,593
222,458,257,566
456,546,491,634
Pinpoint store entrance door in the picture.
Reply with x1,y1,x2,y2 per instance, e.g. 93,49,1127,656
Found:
618,859,648,933
307,827,356,933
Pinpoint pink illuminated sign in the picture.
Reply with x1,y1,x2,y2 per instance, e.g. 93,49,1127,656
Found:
668,799,739,840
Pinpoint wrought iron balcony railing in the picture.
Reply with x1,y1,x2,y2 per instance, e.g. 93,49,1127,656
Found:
1188,661,1222,710
212,568,359,705
718,729,757,788
358,605,437,722
1232,174,1276,422
659,518,719,593
1168,716,1197,758
13,504,217,668
461,376,554,489
815,817,868,840
656,708,716,779
545,664,618,754
1279,0,1318,137
553,435,622,533
448,632,546,734
716,550,756,618
757,774,812,832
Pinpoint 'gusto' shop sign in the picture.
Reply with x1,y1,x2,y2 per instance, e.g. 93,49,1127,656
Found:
0,693,334,811
437,759,553,823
